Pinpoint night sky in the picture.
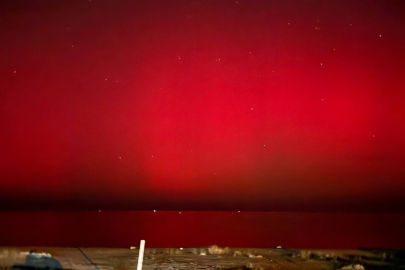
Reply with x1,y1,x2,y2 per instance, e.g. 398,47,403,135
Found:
1,0,405,212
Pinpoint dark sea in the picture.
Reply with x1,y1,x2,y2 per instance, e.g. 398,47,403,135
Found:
1,211,404,249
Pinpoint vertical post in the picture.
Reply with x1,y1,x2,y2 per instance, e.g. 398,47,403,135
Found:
137,240,145,270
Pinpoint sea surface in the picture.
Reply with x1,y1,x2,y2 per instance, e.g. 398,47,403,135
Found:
0,211,404,249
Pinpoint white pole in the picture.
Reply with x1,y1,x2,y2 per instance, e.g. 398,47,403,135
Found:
137,240,145,270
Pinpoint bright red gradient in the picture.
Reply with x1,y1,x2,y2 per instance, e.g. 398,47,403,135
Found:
1,0,405,211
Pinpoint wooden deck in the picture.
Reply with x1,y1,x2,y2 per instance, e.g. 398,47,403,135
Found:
1,246,403,270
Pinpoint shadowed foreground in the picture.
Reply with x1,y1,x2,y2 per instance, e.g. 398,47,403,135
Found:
1,246,404,270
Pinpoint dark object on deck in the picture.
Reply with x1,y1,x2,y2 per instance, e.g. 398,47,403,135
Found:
11,252,63,270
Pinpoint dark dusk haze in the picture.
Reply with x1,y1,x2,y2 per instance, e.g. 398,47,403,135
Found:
1,0,405,212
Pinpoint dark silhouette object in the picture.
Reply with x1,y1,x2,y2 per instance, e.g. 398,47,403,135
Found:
11,251,63,270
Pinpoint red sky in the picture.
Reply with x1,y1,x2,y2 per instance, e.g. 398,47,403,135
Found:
1,0,405,211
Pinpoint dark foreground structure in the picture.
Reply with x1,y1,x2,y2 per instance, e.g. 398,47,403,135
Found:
1,246,405,270
11,252,63,270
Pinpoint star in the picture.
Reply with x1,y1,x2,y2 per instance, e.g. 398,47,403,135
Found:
13,70,17,74
263,145,265,147
153,210,156,212
118,156,121,159
379,35,382,37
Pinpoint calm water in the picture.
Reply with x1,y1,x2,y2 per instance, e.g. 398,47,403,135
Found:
1,211,404,249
